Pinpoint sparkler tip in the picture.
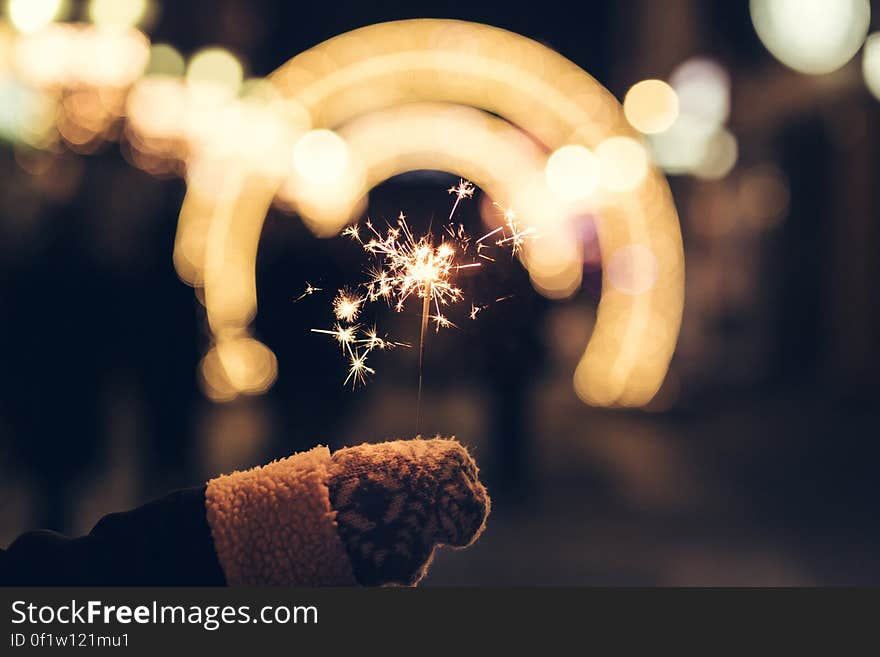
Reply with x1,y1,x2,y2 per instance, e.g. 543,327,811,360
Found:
448,179,475,200
309,180,534,389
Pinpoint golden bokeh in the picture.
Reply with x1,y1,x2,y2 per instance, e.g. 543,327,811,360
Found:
183,19,685,408
623,79,679,135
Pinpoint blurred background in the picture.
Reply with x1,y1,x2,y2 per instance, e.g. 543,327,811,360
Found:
1,0,879,585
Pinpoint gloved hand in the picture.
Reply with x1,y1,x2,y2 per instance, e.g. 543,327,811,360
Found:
206,437,490,586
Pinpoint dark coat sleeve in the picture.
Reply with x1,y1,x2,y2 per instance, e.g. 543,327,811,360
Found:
0,486,227,586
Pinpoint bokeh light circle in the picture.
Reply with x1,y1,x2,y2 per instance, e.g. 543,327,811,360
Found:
863,32,880,100
669,58,730,129
623,79,679,134
750,0,871,75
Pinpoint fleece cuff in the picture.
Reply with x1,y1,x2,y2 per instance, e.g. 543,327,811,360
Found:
205,446,356,586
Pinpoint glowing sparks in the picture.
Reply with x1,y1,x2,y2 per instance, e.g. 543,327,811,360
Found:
311,324,358,354
344,350,375,388
358,325,408,351
361,213,466,314
491,202,537,257
447,178,475,220
430,313,456,331
293,281,322,302
341,224,361,242
448,178,475,200
310,323,405,388
332,289,363,322
307,180,537,388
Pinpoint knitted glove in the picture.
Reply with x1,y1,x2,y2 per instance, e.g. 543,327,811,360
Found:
328,438,490,586
205,437,489,587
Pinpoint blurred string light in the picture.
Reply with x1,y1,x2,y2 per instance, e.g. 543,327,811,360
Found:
863,33,880,101
191,19,685,408
750,0,871,75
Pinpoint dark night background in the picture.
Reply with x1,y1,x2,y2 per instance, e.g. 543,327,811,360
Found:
1,0,879,585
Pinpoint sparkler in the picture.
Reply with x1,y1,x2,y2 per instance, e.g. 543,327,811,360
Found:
305,179,537,423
